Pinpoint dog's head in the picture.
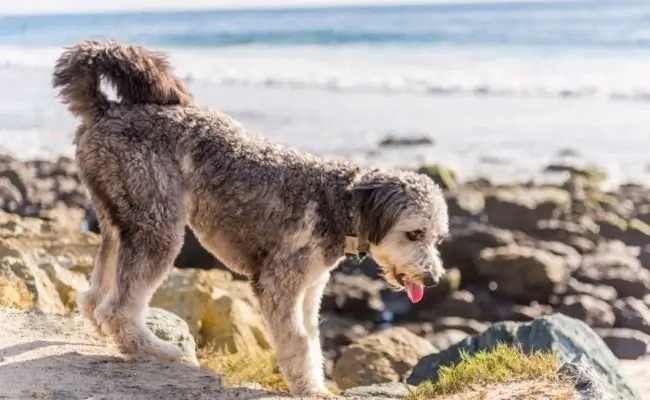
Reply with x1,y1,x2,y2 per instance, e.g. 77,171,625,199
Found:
350,169,449,303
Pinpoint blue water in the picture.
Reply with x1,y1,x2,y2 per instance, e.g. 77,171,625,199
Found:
3,1,650,50
1,1,650,186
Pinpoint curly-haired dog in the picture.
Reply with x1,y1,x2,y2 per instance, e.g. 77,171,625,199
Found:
52,40,449,396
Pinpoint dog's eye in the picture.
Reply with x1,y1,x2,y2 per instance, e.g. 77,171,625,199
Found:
406,229,425,241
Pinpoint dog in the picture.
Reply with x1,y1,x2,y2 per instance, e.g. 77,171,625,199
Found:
52,40,449,397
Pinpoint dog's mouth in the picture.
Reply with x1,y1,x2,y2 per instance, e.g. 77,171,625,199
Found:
395,273,424,304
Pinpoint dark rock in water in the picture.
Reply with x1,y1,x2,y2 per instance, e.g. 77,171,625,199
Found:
475,245,570,302
407,313,640,400
613,298,650,335
557,148,581,158
576,253,650,299
528,219,598,254
341,382,412,399
378,135,434,147
557,295,615,328
543,164,607,185
596,328,650,360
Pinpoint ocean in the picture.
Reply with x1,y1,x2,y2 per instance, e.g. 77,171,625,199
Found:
2,1,650,186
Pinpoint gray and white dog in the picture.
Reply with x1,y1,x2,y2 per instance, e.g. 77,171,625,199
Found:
53,40,449,397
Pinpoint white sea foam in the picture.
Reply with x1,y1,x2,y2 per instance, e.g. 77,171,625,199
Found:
2,44,650,102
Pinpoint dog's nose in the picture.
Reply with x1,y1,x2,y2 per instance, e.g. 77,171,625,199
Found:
423,272,440,288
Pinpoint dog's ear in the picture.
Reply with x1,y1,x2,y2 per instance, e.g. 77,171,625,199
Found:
350,178,406,244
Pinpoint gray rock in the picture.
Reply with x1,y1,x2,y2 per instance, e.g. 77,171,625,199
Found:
558,295,615,328
341,382,413,399
475,245,570,302
407,313,640,400
596,328,650,359
613,298,650,335
559,354,607,400
145,307,198,365
576,253,650,299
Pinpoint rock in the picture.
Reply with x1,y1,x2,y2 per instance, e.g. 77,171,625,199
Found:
531,240,582,272
445,188,485,219
576,253,650,299
424,289,482,320
483,187,570,232
0,249,65,313
0,308,293,399
613,298,650,335
0,210,100,276
558,295,615,328
379,135,434,147
433,317,490,335
559,354,608,400
38,257,89,311
408,313,640,400
530,219,598,254
333,327,436,390
440,223,516,282
416,164,457,191
342,382,413,399
320,314,372,377
543,164,607,186
145,307,199,365
150,268,271,353
322,273,386,322
475,245,570,302
429,329,469,351
596,328,650,359
564,279,617,303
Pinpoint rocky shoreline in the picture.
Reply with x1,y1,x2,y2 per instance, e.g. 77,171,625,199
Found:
1,155,649,397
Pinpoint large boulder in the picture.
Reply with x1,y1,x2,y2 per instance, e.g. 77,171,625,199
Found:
475,245,570,302
0,308,292,399
0,252,65,313
333,327,436,390
150,268,271,353
407,313,640,400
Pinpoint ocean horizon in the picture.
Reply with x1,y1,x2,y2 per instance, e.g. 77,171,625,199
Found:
1,0,649,187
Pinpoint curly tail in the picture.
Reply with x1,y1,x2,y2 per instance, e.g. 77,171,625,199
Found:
52,40,192,124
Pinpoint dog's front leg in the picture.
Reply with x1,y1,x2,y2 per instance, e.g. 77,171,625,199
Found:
254,270,331,396
302,271,330,388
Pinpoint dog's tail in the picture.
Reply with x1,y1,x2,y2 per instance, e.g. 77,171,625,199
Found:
52,40,192,124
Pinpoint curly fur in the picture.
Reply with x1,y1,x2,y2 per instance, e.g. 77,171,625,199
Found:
53,40,449,396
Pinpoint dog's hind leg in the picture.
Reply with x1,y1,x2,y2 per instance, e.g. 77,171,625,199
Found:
253,265,330,396
94,215,185,363
77,208,118,336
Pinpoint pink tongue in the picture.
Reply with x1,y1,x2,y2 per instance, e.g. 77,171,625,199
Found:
404,281,424,303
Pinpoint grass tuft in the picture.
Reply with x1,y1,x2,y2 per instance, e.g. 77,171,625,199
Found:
408,343,559,399
197,344,289,392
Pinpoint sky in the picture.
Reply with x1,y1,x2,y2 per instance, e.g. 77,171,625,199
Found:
0,0,561,16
